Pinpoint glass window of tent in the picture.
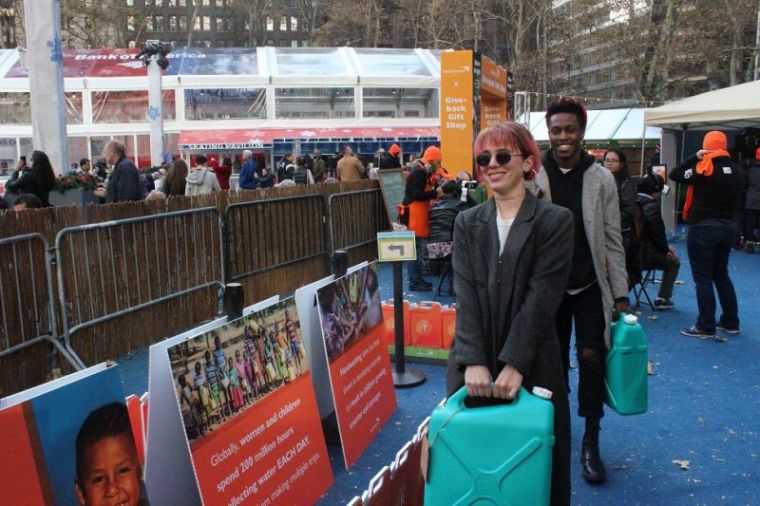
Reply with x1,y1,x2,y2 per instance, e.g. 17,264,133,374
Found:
184,88,267,120
274,47,348,76
0,92,31,124
363,88,439,119
92,90,176,123
275,88,355,119
353,48,433,77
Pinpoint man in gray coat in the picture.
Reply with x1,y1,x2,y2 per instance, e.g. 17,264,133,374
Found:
533,98,629,485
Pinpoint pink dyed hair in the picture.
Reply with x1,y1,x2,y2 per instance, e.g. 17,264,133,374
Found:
473,122,541,180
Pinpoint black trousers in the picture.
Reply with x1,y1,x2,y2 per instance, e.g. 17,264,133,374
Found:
556,282,607,420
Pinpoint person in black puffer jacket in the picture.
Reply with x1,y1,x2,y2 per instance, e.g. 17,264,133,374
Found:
743,147,760,244
637,173,680,309
428,180,469,245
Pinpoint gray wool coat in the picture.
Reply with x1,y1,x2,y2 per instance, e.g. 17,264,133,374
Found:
532,161,629,348
445,191,573,505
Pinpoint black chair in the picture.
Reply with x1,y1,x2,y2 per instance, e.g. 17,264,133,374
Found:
423,246,454,297
632,268,659,311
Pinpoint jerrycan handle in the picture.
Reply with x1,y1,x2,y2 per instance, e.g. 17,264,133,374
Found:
448,385,529,409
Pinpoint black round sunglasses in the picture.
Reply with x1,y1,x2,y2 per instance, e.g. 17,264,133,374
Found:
475,150,525,167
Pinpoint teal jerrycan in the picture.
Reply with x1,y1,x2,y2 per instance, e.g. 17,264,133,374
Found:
424,386,555,506
605,313,649,415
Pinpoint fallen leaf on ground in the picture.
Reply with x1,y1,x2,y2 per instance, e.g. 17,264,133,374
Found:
672,459,691,470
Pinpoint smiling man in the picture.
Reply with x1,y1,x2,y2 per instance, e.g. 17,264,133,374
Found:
532,98,629,485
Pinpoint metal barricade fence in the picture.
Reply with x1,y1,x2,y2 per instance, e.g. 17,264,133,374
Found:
0,234,80,396
55,207,225,366
224,194,328,282
327,188,389,255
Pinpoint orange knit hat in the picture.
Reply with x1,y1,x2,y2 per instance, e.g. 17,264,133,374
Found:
389,143,401,156
703,131,727,151
755,147,760,160
423,145,442,163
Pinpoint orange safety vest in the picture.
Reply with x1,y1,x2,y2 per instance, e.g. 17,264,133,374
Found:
407,177,434,238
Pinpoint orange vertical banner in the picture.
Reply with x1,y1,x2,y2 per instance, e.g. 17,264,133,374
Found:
440,50,475,177
480,56,508,129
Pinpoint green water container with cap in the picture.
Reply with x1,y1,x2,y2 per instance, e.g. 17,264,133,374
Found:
605,313,649,415
424,386,555,505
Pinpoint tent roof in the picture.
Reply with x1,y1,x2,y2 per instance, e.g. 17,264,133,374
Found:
0,47,439,87
644,79,760,131
526,108,660,144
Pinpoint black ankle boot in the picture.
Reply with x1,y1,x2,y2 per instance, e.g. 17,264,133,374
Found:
581,419,606,484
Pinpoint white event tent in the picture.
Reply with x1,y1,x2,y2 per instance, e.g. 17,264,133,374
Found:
644,79,760,232
644,79,760,131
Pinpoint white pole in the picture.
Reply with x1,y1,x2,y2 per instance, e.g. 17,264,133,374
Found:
754,2,760,81
148,56,164,167
23,0,69,175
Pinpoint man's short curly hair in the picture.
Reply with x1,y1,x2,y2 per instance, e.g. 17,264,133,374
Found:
545,97,588,131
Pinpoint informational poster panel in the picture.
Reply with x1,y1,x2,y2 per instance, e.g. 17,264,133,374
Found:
294,274,337,419
294,262,370,419
0,363,150,506
316,262,397,469
377,168,405,226
152,297,332,505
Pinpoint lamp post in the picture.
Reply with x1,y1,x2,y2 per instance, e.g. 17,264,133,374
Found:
137,40,170,167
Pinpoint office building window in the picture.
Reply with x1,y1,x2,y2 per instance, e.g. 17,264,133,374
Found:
127,16,135,31
179,16,187,30
169,16,177,30
290,16,298,31
215,17,224,31
280,16,287,31
266,16,273,31
203,16,210,30
155,16,163,30
193,16,201,30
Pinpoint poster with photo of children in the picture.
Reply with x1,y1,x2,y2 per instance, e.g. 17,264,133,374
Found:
167,298,309,445
0,363,150,506
316,261,383,363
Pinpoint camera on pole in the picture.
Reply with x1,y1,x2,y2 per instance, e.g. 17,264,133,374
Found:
137,40,170,70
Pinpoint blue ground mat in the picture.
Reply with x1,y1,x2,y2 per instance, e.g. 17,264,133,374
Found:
118,233,760,505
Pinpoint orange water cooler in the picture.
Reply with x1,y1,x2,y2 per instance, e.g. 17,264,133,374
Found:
410,301,442,348
441,303,457,349
382,299,412,346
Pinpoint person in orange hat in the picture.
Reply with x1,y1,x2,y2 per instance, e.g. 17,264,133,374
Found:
742,146,760,248
669,131,744,340
401,145,444,291
379,143,402,170
422,145,454,183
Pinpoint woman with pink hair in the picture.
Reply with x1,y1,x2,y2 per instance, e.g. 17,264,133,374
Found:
446,122,574,505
